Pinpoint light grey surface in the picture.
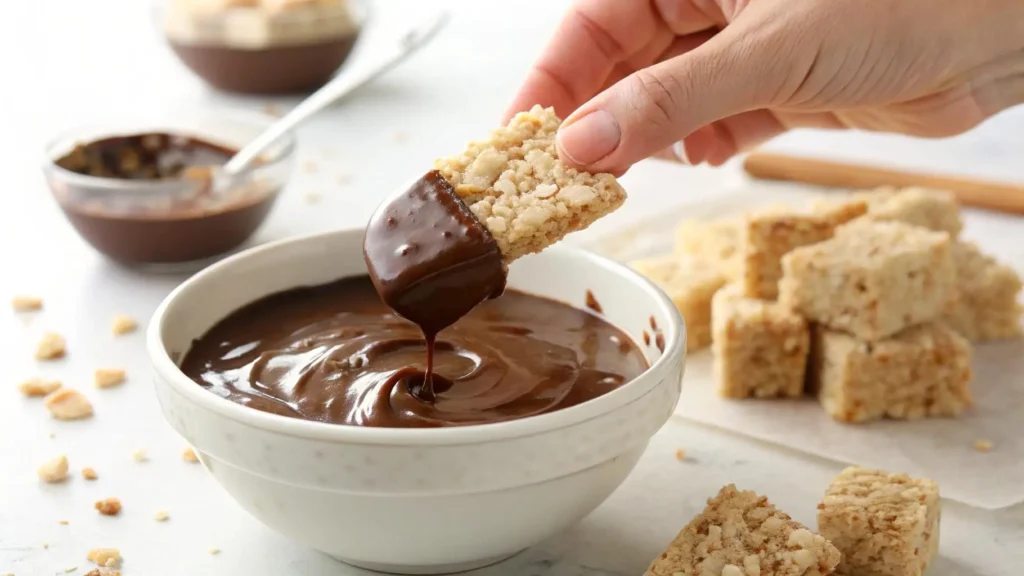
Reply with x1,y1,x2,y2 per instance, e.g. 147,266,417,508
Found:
1,0,1022,574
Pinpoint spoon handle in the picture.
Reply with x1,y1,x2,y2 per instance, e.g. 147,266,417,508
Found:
224,11,450,175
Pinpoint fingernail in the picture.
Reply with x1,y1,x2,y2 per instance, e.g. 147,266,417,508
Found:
672,141,692,165
654,0,680,23
557,110,621,166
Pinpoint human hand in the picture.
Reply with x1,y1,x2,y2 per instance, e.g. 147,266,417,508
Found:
506,0,1024,175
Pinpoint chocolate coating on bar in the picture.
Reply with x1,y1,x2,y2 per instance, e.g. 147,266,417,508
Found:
363,171,507,400
179,276,647,428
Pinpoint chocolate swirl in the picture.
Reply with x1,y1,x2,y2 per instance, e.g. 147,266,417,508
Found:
180,276,647,428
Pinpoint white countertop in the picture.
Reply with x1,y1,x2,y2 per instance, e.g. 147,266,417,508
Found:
1,1,1022,574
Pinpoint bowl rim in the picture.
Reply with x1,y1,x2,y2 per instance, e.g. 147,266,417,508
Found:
41,108,297,192
147,228,686,446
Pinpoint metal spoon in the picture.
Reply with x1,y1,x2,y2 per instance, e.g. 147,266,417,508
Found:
222,10,451,176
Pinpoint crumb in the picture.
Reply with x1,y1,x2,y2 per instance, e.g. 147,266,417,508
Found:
262,103,282,117
38,455,69,483
44,389,93,420
18,377,62,397
336,173,352,185
87,548,121,568
154,509,170,522
43,542,49,549
303,161,318,173
94,368,126,389
12,295,43,311
208,547,221,555
35,332,67,360
65,568,77,574
59,520,69,525
974,439,994,452
182,447,199,463
674,449,686,461
94,497,122,516
82,467,98,481
132,448,148,462
110,315,137,335
305,192,322,204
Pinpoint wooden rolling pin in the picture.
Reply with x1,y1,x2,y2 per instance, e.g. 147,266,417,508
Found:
743,152,1024,215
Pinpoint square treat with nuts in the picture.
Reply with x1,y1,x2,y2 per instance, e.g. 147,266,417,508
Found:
630,256,726,352
740,200,867,299
645,484,840,576
675,218,742,282
712,284,809,399
810,322,973,423
434,105,626,262
818,467,940,576
854,186,963,237
943,240,1023,341
779,220,955,342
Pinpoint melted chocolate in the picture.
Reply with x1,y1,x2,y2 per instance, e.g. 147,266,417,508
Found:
363,171,507,401
55,133,234,180
179,276,647,428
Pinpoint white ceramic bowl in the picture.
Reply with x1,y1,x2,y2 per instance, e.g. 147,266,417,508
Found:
148,228,686,574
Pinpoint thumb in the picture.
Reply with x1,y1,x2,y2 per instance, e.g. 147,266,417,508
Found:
556,14,791,174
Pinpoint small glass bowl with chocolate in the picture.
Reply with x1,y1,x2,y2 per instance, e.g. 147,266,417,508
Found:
43,110,294,269
160,0,368,94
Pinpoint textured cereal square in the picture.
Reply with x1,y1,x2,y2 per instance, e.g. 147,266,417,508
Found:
818,467,940,576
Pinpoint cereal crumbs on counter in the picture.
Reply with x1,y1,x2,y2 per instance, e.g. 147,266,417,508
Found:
87,548,121,568
154,509,170,521
182,447,200,463
35,332,67,360
674,449,686,461
110,315,137,335
45,389,93,420
94,497,122,516
82,467,98,481
38,455,69,483
131,448,148,462
95,368,126,389
208,547,221,555
18,377,62,397
974,439,994,452
12,295,44,311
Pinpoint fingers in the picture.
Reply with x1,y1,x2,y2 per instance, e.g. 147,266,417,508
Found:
653,0,728,35
556,13,783,173
503,0,666,122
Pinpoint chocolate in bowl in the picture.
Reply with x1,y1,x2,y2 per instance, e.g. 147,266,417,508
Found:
179,275,649,428
42,112,294,268
161,0,367,95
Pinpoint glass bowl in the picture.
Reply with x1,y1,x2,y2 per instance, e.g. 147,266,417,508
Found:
157,0,370,95
42,109,295,269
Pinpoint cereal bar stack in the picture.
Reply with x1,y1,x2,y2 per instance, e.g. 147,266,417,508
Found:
627,185,1021,421
781,216,974,422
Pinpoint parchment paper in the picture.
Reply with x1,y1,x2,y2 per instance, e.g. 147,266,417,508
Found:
579,181,1024,510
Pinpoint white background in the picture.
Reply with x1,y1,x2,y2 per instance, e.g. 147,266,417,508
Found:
1,0,1022,574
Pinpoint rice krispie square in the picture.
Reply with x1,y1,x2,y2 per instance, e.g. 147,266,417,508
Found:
646,484,841,576
435,105,626,261
943,240,1023,341
779,221,955,342
818,467,941,576
630,256,727,352
809,322,973,423
740,201,867,299
854,186,962,237
675,218,742,282
712,284,809,399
